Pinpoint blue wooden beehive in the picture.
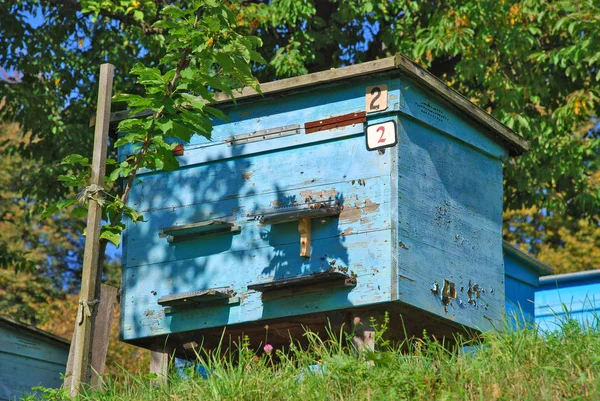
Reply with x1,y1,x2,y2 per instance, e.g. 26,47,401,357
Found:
118,54,529,353
536,270,600,332
503,242,553,327
0,316,70,400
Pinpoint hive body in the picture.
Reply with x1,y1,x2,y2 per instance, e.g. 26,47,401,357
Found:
119,56,524,351
0,317,70,400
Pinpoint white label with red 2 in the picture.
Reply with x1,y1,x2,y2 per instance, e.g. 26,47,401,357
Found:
366,120,397,151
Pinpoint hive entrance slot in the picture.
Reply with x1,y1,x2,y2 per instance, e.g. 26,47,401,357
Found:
158,288,239,311
159,219,241,243
248,271,356,300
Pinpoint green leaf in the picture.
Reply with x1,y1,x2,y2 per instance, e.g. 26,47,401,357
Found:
41,204,58,219
123,206,145,223
204,106,229,122
180,93,205,111
58,175,82,186
56,198,77,210
100,227,122,247
171,120,196,142
109,167,123,182
215,53,234,72
133,10,144,21
113,93,142,103
180,68,196,80
61,154,89,166
156,118,174,134
157,147,179,171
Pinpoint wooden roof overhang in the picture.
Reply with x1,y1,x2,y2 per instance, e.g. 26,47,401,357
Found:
108,53,529,156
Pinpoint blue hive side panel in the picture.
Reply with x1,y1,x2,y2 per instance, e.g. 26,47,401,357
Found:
504,252,541,327
121,77,401,341
397,78,507,161
0,324,68,400
395,78,506,331
536,272,600,332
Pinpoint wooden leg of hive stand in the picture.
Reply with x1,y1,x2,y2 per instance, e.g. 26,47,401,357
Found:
150,347,173,385
298,217,312,258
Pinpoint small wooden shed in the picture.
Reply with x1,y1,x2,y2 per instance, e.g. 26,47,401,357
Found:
118,54,529,355
503,241,553,327
536,269,600,331
0,315,69,400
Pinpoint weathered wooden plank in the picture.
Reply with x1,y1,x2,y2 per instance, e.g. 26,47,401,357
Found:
122,73,507,181
64,285,118,389
191,77,400,146
90,284,117,388
159,220,241,243
212,57,398,104
255,201,341,225
150,347,172,385
158,288,233,307
108,58,398,126
113,54,527,159
256,278,356,302
123,134,393,270
111,55,528,156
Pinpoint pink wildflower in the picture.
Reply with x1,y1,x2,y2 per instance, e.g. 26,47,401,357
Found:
353,317,361,325
264,344,273,354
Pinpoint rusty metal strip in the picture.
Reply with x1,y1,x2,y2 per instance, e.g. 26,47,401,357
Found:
304,111,366,134
172,144,184,156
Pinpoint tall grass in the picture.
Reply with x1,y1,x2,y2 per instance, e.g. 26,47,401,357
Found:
25,315,600,401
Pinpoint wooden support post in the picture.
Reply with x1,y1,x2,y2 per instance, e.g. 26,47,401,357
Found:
298,217,311,258
70,63,114,397
90,284,118,387
64,284,118,389
150,347,173,385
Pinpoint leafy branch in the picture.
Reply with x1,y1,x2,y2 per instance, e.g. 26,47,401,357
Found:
57,0,264,247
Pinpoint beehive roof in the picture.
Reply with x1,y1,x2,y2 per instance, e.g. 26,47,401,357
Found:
110,53,529,155
0,314,70,347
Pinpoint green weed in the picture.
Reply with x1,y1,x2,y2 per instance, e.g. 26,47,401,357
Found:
22,313,600,401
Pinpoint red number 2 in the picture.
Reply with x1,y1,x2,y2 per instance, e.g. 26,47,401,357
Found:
377,126,386,143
